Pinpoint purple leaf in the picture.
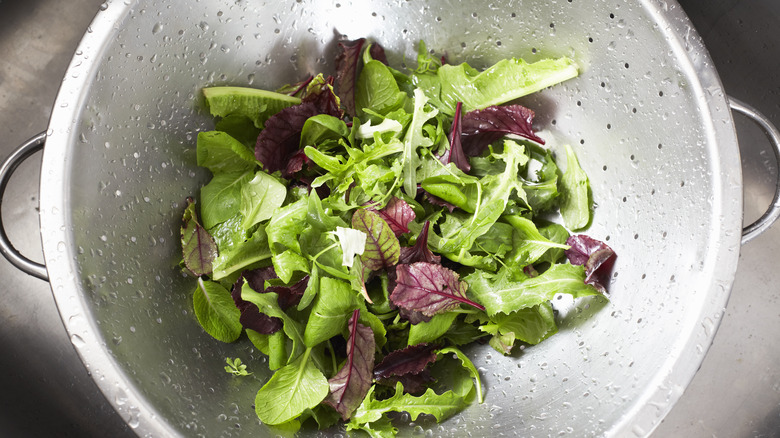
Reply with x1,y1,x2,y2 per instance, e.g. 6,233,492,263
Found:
231,268,308,334
565,235,616,293
373,343,437,380
371,196,416,237
180,198,218,276
424,192,457,213
369,43,388,65
231,275,282,334
351,209,401,272
461,104,545,157
439,101,471,172
325,309,376,420
255,79,342,178
276,75,315,97
334,38,366,117
399,221,441,265
391,262,485,317
376,370,434,396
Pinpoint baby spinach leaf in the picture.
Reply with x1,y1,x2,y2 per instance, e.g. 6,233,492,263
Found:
240,171,287,230
326,310,376,420
196,131,256,173
181,198,218,276
304,277,358,347
407,312,457,346
559,144,591,230
211,225,272,281
254,347,329,425
391,262,485,317
192,278,242,343
356,60,407,118
200,170,253,229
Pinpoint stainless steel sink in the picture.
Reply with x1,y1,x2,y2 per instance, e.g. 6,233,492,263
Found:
0,0,777,436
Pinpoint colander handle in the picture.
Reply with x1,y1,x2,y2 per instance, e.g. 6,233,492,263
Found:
729,97,780,245
0,132,48,281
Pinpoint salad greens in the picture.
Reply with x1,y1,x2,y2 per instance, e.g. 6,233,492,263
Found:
179,37,616,435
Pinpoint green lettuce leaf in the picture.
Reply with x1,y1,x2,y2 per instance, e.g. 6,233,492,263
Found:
437,57,579,114
203,86,301,128
254,347,329,425
240,171,287,230
466,263,601,316
192,278,242,343
559,144,591,230
196,130,256,174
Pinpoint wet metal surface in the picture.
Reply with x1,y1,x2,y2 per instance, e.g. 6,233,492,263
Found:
0,0,777,436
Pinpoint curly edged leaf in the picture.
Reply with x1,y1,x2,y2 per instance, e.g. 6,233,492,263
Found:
565,234,616,293
391,262,485,317
461,104,545,157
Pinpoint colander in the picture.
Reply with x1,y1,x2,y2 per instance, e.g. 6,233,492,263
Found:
1,0,779,436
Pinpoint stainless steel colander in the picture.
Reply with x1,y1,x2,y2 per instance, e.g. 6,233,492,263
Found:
1,0,779,436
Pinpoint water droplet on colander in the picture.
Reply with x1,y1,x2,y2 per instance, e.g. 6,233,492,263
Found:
152,22,163,34
70,334,86,348
199,21,209,31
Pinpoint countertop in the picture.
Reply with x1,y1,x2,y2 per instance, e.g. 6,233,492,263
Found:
0,0,777,436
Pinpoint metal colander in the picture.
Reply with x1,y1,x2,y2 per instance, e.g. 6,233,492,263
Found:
1,0,778,436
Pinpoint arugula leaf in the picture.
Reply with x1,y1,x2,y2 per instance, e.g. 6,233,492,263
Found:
502,215,570,267
254,347,329,425
180,198,218,276
402,88,439,197
192,278,242,343
559,144,591,230
241,283,306,363
350,382,469,426
326,310,376,420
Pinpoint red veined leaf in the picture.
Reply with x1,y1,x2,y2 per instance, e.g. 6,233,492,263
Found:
351,209,400,272
231,268,308,334
180,198,218,276
391,262,485,317
399,221,441,265
371,196,416,237
439,101,471,172
373,343,437,380
325,309,376,420
461,104,545,157
334,38,366,117
255,79,341,177
565,234,616,293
